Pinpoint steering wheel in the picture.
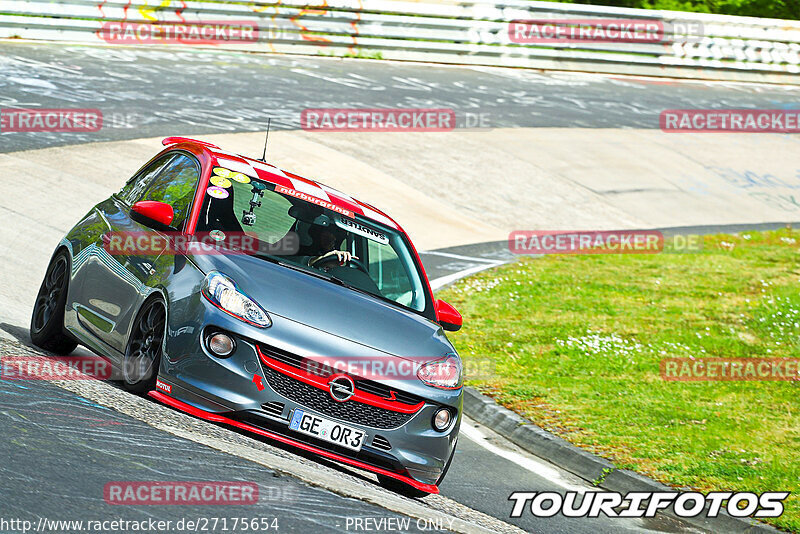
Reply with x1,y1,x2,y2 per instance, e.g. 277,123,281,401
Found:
314,254,370,276
347,258,370,276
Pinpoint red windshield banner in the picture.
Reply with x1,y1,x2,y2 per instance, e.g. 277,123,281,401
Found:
274,185,355,218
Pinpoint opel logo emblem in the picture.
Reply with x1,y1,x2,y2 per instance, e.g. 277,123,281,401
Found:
329,375,355,402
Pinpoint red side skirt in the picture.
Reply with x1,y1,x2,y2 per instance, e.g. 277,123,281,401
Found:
147,390,439,494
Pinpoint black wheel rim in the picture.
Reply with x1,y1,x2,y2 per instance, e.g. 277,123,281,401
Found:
124,301,165,384
32,256,68,333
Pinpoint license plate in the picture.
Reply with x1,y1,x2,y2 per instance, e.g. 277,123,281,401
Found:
288,409,366,452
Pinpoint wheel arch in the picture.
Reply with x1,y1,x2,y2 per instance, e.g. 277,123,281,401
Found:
122,289,169,393
51,244,77,318
141,286,171,377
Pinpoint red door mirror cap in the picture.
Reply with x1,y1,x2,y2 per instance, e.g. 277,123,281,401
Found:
435,299,462,332
132,200,175,227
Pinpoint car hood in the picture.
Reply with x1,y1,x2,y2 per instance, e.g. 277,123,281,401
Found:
190,253,453,359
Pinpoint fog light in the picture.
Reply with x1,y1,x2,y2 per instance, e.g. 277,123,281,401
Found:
433,408,452,431
208,333,235,357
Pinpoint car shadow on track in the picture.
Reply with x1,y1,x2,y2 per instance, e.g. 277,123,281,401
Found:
0,322,38,350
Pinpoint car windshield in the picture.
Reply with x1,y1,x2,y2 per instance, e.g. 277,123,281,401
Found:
195,167,431,315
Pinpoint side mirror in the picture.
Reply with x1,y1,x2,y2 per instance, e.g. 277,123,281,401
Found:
435,299,462,332
131,200,175,228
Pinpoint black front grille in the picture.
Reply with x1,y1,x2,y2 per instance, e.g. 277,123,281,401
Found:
263,367,414,430
259,344,426,407
356,379,422,406
261,401,285,419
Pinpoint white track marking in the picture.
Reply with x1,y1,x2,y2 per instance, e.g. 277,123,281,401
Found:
429,262,504,291
422,251,505,264
459,418,592,494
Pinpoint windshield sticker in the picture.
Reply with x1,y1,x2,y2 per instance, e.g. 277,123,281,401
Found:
209,230,226,241
207,186,229,199
212,167,231,177
210,175,232,188
274,184,355,218
336,216,389,245
230,172,251,184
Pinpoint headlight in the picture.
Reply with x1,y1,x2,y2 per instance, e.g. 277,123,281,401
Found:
201,271,271,328
417,354,462,389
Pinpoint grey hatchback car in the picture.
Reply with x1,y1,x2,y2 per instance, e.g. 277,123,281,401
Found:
30,137,464,496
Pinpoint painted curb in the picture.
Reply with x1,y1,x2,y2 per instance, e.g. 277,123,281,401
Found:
462,388,779,533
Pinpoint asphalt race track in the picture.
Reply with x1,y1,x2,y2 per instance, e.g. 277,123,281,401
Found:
0,373,433,534
2,41,800,153
1,41,798,533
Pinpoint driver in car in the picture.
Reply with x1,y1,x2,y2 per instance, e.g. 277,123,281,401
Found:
307,225,358,268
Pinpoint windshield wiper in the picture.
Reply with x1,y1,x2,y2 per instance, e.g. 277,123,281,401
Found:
253,253,340,283
326,275,405,308
253,253,403,309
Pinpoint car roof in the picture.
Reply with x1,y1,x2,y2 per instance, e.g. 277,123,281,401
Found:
163,137,401,231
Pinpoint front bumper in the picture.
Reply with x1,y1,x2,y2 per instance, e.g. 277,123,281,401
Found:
158,300,462,489
147,390,441,493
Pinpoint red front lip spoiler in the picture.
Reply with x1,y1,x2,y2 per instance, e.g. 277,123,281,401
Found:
147,390,439,495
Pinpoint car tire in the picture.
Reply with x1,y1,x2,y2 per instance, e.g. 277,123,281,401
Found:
122,298,166,394
30,251,78,355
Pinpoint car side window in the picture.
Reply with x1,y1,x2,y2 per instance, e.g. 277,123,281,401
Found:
119,154,174,206
138,154,201,230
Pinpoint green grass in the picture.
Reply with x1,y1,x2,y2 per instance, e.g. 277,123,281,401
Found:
440,229,800,531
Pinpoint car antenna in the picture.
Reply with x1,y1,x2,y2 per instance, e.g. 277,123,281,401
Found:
259,118,271,162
